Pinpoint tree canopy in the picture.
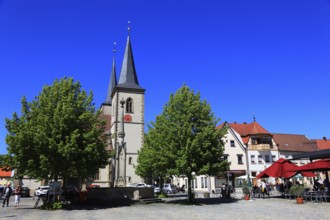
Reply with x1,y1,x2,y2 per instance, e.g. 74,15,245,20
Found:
4,77,111,182
136,85,229,202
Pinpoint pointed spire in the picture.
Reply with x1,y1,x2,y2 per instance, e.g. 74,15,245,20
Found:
117,22,143,90
105,42,117,104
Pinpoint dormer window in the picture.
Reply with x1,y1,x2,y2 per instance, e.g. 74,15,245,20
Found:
126,98,133,113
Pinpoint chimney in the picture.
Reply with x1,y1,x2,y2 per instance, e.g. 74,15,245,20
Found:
323,136,327,141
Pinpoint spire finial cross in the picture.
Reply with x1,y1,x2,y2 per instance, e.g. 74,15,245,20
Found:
128,21,131,36
113,41,117,54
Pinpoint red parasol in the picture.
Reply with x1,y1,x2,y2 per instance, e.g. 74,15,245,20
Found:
288,159,330,172
256,158,315,179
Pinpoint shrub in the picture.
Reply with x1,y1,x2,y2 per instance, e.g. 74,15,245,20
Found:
41,201,63,210
242,180,250,195
289,185,305,198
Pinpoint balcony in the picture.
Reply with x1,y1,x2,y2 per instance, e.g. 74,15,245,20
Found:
249,144,272,151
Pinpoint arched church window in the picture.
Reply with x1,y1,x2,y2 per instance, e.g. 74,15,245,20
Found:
126,98,133,113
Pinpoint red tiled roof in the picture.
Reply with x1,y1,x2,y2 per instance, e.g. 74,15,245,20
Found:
228,121,270,136
272,133,317,152
0,168,11,177
241,137,249,145
313,138,330,150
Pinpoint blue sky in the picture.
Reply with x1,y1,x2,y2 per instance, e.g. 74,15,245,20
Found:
1,0,330,154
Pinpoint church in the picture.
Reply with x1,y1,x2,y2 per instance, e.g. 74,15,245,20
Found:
95,31,145,187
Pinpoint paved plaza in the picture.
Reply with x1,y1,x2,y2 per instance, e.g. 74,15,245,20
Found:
0,196,329,220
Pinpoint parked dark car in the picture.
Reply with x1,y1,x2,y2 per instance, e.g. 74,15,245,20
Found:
86,184,100,193
21,187,30,197
62,186,79,203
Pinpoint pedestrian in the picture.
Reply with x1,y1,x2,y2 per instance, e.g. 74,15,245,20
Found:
14,185,22,207
2,183,13,207
323,178,329,193
261,180,267,199
221,183,226,198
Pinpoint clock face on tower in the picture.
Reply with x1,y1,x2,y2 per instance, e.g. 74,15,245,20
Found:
124,114,132,122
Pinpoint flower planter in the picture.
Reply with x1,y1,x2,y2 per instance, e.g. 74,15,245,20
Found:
295,197,304,204
244,195,250,200
203,192,210,198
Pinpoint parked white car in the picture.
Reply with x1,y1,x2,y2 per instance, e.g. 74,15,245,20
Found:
127,182,153,188
35,186,49,197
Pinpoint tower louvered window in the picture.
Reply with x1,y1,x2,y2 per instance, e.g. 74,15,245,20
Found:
126,98,133,113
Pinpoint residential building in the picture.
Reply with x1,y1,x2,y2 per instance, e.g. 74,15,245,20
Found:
272,133,317,185
226,121,279,182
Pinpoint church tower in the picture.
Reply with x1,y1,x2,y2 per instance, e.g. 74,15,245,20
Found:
99,26,145,187
111,32,145,186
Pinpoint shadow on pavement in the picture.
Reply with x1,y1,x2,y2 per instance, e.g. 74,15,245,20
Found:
164,196,241,206
61,198,133,211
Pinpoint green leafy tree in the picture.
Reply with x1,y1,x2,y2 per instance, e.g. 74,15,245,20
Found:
137,85,229,203
4,77,111,182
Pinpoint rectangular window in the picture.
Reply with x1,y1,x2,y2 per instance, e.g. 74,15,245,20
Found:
93,170,100,180
205,177,208,188
223,154,229,161
265,155,270,163
251,155,255,164
201,177,204,188
258,155,263,164
252,171,257,177
191,179,194,188
128,157,133,165
230,140,235,147
272,155,276,162
237,154,243,164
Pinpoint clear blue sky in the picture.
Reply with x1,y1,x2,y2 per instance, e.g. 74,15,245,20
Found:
1,0,330,154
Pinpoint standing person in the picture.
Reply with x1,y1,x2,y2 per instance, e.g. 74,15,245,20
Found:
221,183,226,198
2,183,13,207
261,180,267,199
14,185,22,207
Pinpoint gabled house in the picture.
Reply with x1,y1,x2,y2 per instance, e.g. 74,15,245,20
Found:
225,121,279,179
218,122,249,187
272,133,317,165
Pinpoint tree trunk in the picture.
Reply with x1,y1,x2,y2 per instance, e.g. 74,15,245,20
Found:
187,175,195,203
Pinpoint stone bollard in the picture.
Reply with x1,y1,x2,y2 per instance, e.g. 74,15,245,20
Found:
133,190,140,200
